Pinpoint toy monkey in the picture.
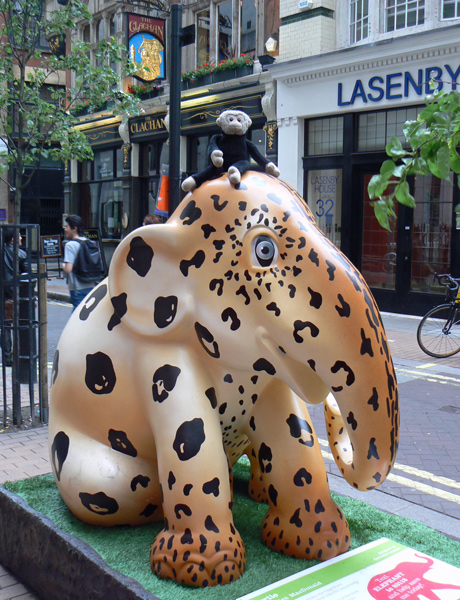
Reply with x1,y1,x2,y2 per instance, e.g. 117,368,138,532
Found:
181,110,280,192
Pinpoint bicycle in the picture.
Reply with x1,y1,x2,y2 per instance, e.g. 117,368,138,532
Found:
416,273,460,358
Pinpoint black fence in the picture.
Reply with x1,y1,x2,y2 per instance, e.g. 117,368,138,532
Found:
0,224,47,427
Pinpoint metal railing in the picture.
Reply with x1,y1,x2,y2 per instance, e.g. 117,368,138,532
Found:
0,224,46,427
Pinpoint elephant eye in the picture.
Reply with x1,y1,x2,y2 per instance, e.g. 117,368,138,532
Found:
253,236,277,268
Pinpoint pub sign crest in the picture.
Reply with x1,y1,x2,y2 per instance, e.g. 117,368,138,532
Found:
127,13,166,82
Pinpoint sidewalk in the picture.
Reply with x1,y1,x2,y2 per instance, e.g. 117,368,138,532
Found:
1,288,460,598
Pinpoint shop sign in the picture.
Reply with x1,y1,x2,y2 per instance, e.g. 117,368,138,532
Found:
127,13,165,82
130,115,167,138
338,64,460,107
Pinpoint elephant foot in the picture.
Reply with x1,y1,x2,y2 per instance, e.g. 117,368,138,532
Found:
261,502,350,562
150,526,246,587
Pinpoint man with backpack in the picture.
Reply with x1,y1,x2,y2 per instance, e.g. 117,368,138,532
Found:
63,214,104,311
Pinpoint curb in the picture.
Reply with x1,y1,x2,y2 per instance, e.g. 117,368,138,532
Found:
0,486,160,600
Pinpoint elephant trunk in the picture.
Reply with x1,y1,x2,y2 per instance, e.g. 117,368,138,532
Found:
323,352,399,491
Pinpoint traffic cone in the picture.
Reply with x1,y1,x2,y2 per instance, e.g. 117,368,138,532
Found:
155,172,169,217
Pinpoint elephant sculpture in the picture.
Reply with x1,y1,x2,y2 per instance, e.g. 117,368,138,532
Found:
49,172,399,588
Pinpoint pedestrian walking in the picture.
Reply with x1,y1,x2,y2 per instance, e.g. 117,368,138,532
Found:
63,215,102,311
2,228,27,366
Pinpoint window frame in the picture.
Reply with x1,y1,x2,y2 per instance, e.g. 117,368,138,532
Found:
384,0,425,33
349,0,369,45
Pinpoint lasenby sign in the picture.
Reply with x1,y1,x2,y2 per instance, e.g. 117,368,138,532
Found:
338,64,460,106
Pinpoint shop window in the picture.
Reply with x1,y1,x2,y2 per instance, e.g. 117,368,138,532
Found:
196,9,210,66
241,0,256,55
411,175,453,293
306,169,342,249
189,136,210,172
307,117,344,156
442,0,460,18
358,107,420,152
362,175,397,290
94,150,114,179
385,0,424,32
218,1,233,60
350,0,369,44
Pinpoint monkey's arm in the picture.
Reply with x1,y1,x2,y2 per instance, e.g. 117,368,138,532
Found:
208,135,224,167
247,140,280,177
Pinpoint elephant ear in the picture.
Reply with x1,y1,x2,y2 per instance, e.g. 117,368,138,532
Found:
108,224,192,337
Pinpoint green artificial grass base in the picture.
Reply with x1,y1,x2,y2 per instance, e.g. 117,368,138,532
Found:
5,460,460,600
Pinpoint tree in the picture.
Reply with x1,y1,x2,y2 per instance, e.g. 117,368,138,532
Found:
0,0,140,224
368,83,460,230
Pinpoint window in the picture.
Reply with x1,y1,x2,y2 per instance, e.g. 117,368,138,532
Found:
306,169,342,249
385,0,424,32
442,0,460,18
358,107,420,152
307,117,344,156
96,18,104,42
350,0,369,44
241,0,256,56
82,24,90,43
218,1,233,61
196,9,210,66
110,13,118,36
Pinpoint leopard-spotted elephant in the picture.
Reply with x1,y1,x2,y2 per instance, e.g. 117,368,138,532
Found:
49,172,399,588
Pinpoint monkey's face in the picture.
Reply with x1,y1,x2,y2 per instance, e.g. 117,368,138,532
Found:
218,110,251,136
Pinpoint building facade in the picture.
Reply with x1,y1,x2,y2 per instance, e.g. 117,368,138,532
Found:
67,0,280,264
270,1,460,315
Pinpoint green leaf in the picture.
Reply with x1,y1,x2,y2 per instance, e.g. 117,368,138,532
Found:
395,181,415,208
454,204,460,213
435,145,451,179
380,159,396,177
368,174,391,200
386,136,407,158
449,152,460,174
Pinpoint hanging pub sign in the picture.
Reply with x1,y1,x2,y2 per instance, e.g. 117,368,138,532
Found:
127,13,166,82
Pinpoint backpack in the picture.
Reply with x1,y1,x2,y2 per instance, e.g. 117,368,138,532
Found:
72,238,104,283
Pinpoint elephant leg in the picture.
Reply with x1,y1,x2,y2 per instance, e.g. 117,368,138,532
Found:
147,377,246,587
49,427,162,526
245,445,268,503
247,379,350,562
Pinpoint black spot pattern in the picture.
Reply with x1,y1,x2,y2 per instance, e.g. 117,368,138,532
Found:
212,195,228,211
180,250,205,277
152,364,181,403
308,288,322,309
195,322,220,358
126,236,154,277
221,307,241,331
175,504,192,518
347,412,358,431
289,508,302,528
336,294,351,318
326,260,336,281
51,431,69,482
154,296,178,329
368,438,380,460
173,418,206,461
205,387,217,409
131,475,150,491
315,500,325,514
205,515,219,533
108,429,138,457
203,478,220,497
201,224,216,238
140,503,159,518
268,485,278,506
293,320,319,343
330,361,355,392
266,302,281,316
85,352,116,395
79,492,119,515
108,293,127,331
360,328,374,357
308,248,319,266
293,467,312,486
258,442,273,473
51,349,59,386
286,414,314,447
80,284,108,321
180,200,202,225
209,279,224,296
368,387,379,411
168,471,176,490
253,358,276,375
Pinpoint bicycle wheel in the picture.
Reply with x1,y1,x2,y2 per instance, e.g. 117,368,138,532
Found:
417,304,460,358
